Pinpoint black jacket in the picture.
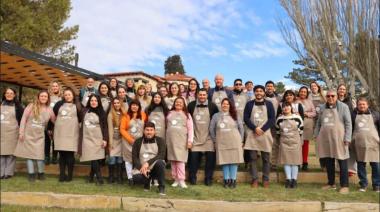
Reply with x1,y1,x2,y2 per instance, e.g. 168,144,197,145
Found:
187,101,219,119
132,136,166,170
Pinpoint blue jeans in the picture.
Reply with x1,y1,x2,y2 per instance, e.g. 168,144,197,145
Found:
357,161,380,188
26,159,45,174
284,165,299,180
222,164,238,180
108,156,123,165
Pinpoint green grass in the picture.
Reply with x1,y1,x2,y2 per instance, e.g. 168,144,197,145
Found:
1,174,379,203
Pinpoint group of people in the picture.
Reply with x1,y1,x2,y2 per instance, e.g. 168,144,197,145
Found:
1,74,379,196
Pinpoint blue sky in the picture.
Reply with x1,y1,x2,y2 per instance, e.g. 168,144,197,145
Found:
66,0,298,87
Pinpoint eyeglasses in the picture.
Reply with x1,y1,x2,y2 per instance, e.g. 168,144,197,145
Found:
235,83,242,86
326,95,335,98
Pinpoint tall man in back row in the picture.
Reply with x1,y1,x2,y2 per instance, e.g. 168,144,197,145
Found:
208,74,234,111
244,85,275,188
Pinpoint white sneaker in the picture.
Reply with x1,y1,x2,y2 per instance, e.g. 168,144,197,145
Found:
154,179,159,187
171,180,179,187
179,180,188,188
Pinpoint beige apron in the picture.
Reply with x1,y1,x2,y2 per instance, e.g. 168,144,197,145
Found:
215,113,244,165
192,106,214,152
49,95,61,108
122,118,143,162
14,110,50,160
278,118,302,165
353,114,380,162
233,93,248,122
101,97,110,113
80,112,105,162
311,94,325,115
244,103,273,152
265,96,280,117
166,111,188,162
109,111,122,157
132,140,160,174
212,90,228,111
1,105,19,155
148,107,166,140
316,107,348,160
165,97,176,110
298,99,314,140
54,103,79,152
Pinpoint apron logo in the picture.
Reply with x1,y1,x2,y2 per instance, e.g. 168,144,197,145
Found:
214,98,220,104
143,153,149,159
220,122,226,128
324,118,329,123
0,114,4,120
172,120,178,125
195,115,201,121
151,120,156,125
131,126,137,133
235,102,239,107
61,110,68,116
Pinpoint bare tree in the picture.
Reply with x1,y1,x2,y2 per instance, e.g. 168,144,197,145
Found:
278,0,379,110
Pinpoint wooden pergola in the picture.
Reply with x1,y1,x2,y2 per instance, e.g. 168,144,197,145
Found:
0,41,104,93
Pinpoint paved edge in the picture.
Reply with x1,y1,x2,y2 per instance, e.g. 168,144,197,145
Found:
2,192,379,211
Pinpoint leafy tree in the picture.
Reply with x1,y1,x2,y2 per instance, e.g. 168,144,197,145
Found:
164,55,185,75
0,0,79,63
286,58,324,86
275,81,286,94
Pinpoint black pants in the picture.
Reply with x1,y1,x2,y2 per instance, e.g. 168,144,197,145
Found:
133,160,166,188
44,130,57,159
90,160,103,180
188,151,216,184
322,157,349,187
248,150,270,181
58,151,75,180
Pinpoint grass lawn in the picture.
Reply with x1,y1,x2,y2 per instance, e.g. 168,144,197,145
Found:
1,174,378,203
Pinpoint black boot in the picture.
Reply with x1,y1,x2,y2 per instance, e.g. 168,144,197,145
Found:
115,164,122,184
45,156,50,165
66,161,74,182
128,178,134,186
95,163,104,185
52,151,58,164
28,173,36,182
230,180,236,189
223,179,229,188
88,167,95,183
285,180,291,188
37,173,45,181
108,165,115,184
302,163,308,171
59,157,66,182
290,179,297,189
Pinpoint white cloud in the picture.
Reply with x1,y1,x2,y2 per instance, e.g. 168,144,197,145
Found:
234,31,289,59
66,0,245,73
201,45,228,57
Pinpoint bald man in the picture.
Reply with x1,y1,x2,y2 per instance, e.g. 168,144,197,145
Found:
207,74,234,111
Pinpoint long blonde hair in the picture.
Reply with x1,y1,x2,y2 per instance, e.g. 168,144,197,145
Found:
32,90,50,121
136,84,149,101
48,81,62,97
111,98,126,127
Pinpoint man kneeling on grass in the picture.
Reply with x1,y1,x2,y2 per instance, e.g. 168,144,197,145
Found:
132,122,166,195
